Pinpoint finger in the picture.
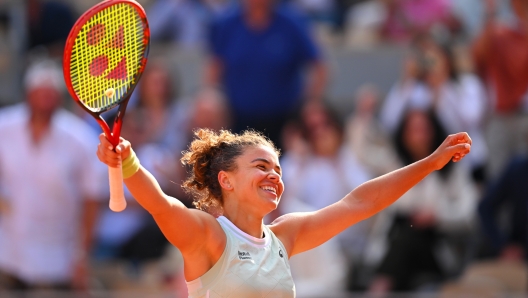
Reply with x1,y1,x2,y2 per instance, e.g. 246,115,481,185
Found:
450,144,470,163
96,143,122,167
455,132,472,146
97,139,120,157
450,143,471,155
99,133,114,150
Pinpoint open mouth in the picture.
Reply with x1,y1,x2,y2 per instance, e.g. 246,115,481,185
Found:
260,185,277,195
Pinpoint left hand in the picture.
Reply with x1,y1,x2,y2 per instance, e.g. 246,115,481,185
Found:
429,132,472,170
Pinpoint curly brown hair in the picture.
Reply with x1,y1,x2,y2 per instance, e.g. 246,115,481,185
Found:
181,128,279,212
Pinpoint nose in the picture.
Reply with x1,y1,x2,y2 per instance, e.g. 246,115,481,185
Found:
268,171,280,181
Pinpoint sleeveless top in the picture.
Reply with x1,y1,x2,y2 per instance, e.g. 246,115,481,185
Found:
186,216,296,298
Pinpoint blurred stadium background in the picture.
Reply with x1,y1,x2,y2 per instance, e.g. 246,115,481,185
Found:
0,0,527,297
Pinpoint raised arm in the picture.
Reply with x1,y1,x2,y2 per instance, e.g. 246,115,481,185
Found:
271,132,472,257
96,135,224,255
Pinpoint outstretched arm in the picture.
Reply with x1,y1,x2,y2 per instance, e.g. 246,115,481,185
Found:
272,132,472,257
96,135,224,255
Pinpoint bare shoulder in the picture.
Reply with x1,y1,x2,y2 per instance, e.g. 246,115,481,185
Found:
182,208,226,246
268,212,309,257
153,205,226,255
186,208,226,246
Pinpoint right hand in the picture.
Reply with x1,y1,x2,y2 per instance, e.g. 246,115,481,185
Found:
429,132,472,170
96,134,132,168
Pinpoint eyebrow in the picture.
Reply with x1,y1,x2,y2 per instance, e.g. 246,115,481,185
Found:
251,158,282,175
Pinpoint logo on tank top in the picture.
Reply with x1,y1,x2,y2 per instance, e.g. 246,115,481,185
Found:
279,249,283,258
238,251,252,260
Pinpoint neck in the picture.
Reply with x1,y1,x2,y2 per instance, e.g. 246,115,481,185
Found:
222,204,265,238
245,7,271,30
29,113,52,145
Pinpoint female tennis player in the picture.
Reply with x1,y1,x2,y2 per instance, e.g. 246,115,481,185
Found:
96,128,471,297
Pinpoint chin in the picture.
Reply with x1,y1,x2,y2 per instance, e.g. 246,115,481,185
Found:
262,198,279,212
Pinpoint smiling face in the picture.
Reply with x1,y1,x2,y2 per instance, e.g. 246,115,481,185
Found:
221,145,284,216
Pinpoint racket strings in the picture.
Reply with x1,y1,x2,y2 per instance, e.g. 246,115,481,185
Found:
70,3,147,111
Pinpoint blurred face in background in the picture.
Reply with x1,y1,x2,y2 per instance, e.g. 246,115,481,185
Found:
27,85,62,120
302,103,343,157
190,88,230,131
244,0,274,13
139,64,173,108
402,110,434,161
424,50,449,89
24,61,64,121
355,85,379,116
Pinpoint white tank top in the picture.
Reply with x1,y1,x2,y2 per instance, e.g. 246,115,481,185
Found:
186,216,296,298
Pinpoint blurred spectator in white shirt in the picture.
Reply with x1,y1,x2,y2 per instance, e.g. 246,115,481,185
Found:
0,59,106,290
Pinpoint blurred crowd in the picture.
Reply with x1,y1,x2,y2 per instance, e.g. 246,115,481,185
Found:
0,0,527,297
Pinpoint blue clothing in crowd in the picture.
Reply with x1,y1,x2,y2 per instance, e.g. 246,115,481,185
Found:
209,4,320,119
478,156,528,258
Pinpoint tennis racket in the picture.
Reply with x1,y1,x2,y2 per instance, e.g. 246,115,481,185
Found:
63,0,150,212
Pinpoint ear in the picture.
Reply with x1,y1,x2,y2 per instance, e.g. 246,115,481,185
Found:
218,170,233,191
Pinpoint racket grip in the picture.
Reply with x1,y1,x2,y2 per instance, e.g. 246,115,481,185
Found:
108,163,127,212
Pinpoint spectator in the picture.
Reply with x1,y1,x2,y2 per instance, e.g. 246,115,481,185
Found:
278,103,372,295
472,0,528,179
381,38,488,182
478,155,528,262
203,0,328,148
367,109,478,293
0,60,106,290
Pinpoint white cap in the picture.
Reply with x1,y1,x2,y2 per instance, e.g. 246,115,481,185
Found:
24,60,64,92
